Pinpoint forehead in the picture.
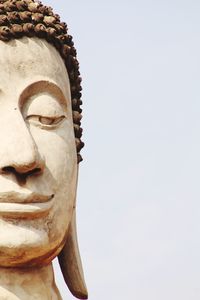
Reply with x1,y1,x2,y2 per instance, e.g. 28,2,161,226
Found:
0,37,70,99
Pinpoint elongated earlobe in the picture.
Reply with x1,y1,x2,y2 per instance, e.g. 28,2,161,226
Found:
58,211,88,299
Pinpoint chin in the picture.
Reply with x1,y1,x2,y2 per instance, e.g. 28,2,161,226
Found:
0,217,67,267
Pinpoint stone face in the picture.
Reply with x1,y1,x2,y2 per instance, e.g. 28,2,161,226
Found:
0,37,77,267
0,37,87,299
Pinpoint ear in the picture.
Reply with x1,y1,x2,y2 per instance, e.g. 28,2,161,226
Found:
58,211,88,299
58,162,88,299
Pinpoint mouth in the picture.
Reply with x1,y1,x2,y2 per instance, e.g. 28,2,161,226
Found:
0,192,55,219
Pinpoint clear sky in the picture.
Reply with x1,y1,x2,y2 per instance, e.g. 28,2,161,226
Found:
43,1,200,299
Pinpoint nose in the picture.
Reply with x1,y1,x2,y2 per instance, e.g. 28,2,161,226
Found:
0,111,44,185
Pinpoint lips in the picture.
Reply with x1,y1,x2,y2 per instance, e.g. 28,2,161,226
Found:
0,191,55,219
0,191,54,203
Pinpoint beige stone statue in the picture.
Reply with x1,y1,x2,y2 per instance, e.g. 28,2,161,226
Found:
0,0,87,299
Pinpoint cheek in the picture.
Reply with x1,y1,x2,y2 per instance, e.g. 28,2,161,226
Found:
29,124,77,182
29,125,77,213
29,125,77,241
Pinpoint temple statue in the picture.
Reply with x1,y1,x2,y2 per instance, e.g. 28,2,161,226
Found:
0,0,88,299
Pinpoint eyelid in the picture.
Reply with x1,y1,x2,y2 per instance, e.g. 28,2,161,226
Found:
26,115,66,127
22,91,68,124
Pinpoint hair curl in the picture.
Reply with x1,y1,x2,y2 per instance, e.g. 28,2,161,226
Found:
0,0,84,163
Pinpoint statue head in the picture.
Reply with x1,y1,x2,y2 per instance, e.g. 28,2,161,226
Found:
0,0,87,299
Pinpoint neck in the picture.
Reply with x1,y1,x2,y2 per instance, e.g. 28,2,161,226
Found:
0,263,62,300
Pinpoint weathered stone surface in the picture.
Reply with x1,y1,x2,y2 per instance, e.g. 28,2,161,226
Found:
0,37,87,299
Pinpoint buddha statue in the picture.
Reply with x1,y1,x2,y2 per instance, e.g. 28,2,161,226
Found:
0,0,87,299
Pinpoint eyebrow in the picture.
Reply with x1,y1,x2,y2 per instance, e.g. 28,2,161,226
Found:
19,80,68,109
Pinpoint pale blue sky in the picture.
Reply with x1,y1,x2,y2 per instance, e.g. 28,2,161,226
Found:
43,1,200,299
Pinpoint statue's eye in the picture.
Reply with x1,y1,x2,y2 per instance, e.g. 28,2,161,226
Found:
26,115,65,127
38,116,65,125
